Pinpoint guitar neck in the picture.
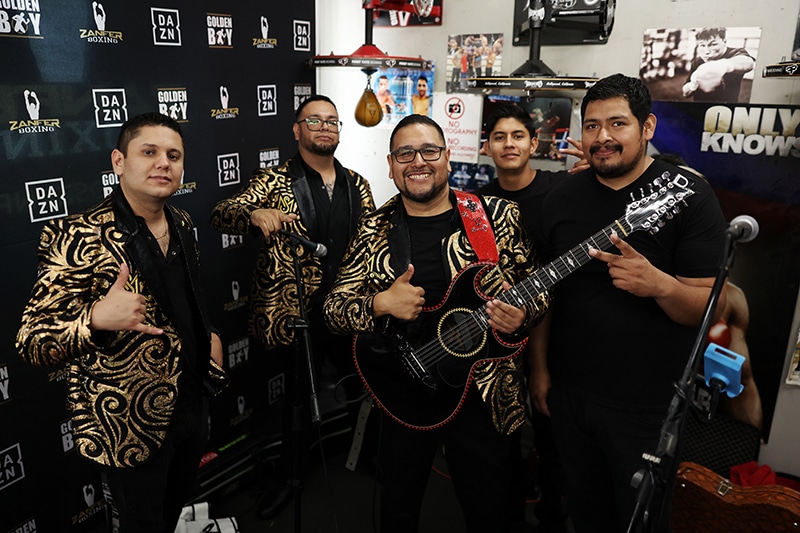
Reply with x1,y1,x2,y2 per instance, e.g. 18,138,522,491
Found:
480,217,635,321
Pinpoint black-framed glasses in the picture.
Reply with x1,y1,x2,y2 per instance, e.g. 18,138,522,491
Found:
390,146,445,163
297,117,343,132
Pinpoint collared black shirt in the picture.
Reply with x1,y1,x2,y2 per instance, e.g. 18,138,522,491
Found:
300,157,353,304
141,213,203,409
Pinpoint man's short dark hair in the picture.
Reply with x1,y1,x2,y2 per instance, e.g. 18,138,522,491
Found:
295,95,337,119
696,27,726,42
116,112,183,156
485,104,535,138
581,73,652,129
390,114,446,149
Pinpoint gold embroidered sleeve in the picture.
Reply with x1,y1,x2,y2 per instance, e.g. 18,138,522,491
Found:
324,214,391,335
210,167,286,235
17,217,112,366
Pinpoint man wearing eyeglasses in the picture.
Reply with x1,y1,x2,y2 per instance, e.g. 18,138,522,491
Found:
210,95,374,520
324,114,549,532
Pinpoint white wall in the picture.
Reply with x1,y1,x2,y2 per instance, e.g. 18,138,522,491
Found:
316,0,800,475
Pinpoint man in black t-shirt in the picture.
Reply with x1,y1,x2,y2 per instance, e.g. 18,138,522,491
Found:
530,74,727,532
477,103,569,529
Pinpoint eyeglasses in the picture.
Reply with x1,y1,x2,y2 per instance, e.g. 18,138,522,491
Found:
390,146,445,163
297,117,343,132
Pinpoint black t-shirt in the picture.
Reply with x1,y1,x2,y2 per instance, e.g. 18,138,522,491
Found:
476,170,566,252
407,210,454,306
539,160,726,411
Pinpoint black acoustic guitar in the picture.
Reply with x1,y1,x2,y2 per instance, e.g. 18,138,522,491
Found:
354,172,695,430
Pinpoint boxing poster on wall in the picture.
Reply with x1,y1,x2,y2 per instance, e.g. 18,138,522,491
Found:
640,26,761,103
650,100,800,438
370,67,435,128
446,33,504,93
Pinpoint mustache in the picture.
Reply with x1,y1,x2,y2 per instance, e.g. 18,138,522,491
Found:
589,142,623,155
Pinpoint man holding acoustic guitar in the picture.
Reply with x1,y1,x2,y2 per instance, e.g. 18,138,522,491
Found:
324,113,549,532
529,73,728,532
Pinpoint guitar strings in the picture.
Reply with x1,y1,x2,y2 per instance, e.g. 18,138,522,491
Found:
410,179,690,370
412,218,641,369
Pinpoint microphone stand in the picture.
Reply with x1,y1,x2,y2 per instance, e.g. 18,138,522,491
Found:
285,240,322,533
626,231,740,533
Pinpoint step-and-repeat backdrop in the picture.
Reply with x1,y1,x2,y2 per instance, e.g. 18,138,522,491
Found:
0,1,315,531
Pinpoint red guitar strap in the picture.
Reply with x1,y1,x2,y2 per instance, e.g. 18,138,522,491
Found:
454,190,498,263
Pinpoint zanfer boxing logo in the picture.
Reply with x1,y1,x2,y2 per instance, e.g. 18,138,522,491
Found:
0,443,26,492
157,87,188,122
253,15,276,49
151,7,181,46
293,20,310,51
207,12,232,48
79,2,122,44
223,279,247,312
257,84,277,117
71,483,105,526
0,0,42,39
217,153,240,187
92,88,127,128
26,177,68,222
9,89,61,134
211,85,239,120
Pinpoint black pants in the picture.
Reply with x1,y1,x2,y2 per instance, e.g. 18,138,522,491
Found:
379,385,524,533
548,387,664,533
98,397,209,533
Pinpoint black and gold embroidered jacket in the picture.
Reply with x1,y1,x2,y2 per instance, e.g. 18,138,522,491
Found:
209,155,375,348
16,189,229,468
323,192,550,434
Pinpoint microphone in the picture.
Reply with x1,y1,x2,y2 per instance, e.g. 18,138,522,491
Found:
726,215,759,243
279,230,327,257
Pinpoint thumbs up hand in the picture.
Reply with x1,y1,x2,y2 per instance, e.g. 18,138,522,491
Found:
90,263,164,335
372,264,426,321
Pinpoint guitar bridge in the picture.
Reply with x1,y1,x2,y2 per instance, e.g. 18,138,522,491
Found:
393,333,437,391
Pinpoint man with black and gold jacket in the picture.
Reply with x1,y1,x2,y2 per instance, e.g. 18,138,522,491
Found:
209,94,374,519
16,112,228,533
324,114,549,533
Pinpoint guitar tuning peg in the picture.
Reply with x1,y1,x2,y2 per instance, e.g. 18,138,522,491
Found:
657,220,666,227
630,192,636,202
650,226,660,235
666,212,674,220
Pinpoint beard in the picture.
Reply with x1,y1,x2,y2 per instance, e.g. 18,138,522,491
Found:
398,174,447,204
589,142,645,179
309,140,338,156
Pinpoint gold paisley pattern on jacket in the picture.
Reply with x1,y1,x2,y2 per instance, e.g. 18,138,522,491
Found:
17,193,228,467
210,157,374,348
324,194,549,434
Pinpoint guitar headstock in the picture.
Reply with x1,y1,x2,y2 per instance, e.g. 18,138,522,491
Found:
625,171,695,234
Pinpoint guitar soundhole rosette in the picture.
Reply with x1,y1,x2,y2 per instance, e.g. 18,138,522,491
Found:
438,307,486,358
